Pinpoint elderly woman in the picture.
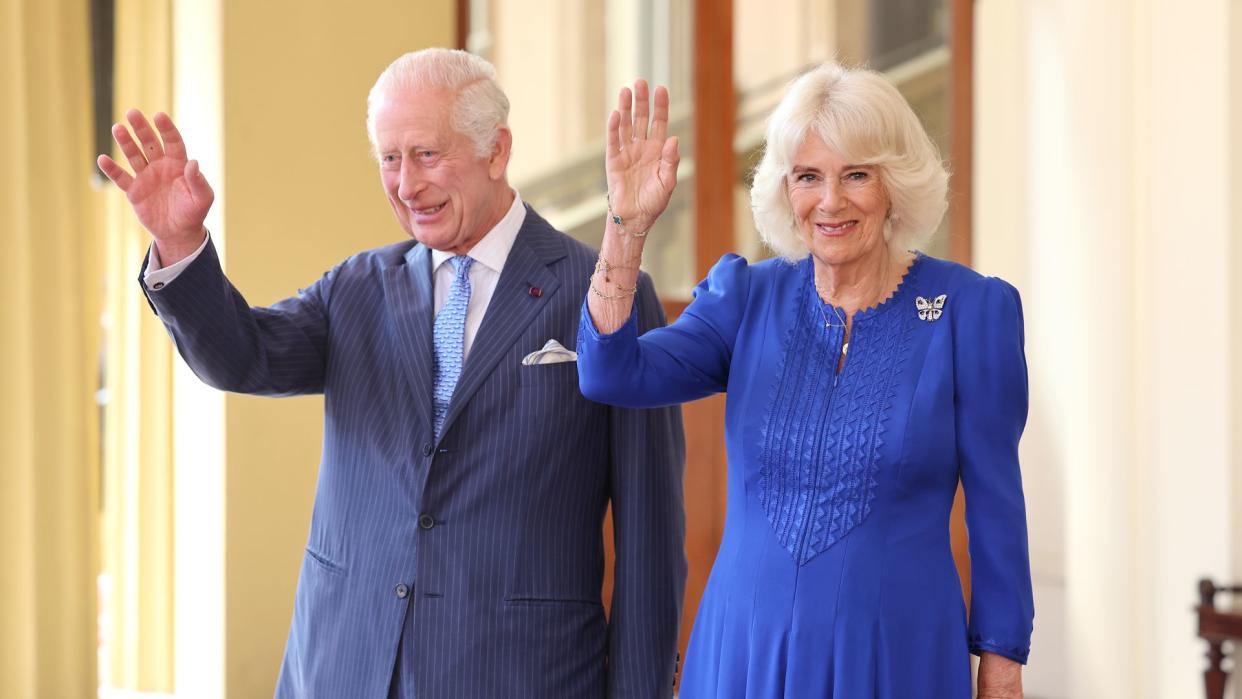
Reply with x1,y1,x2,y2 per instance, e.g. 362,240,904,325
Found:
577,63,1034,698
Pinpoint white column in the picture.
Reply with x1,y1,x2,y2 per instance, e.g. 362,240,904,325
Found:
1230,19,1242,699
1140,4,1231,697
975,1,1235,697
1028,2,1144,697
172,0,226,696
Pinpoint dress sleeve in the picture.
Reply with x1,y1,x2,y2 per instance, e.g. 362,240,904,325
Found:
578,253,750,408
953,275,1035,664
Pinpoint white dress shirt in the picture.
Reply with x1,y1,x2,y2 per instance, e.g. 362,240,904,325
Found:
429,192,525,360
144,191,528,362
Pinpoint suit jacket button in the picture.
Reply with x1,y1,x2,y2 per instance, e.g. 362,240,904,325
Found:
418,514,436,530
394,583,409,599
421,442,433,456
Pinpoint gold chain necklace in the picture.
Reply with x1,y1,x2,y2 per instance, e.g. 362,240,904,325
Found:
813,286,850,356
812,263,894,359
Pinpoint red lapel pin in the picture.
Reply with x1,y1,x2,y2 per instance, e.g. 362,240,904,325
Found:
528,286,542,297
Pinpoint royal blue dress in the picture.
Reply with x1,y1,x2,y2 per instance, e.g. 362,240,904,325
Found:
577,253,1034,698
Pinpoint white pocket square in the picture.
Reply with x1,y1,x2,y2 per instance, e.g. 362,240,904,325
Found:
521,339,578,366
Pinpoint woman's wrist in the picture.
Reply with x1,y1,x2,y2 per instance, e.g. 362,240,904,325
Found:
590,256,640,299
605,191,658,240
977,652,1023,698
602,218,647,259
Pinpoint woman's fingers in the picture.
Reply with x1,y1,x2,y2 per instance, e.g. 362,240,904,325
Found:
617,87,633,145
650,85,670,143
96,154,133,192
606,110,622,155
614,80,674,151
154,112,187,161
632,79,649,141
658,136,680,186
127,109,165,161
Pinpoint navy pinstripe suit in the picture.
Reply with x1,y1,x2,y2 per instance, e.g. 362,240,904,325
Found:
142,206,687,698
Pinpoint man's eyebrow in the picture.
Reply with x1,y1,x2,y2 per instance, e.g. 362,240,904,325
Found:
377,141,438,154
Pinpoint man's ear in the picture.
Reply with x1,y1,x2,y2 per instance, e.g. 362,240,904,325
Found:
488,126,513,180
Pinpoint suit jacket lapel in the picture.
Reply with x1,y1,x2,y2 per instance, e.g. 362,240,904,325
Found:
383,243,435,437
439,213,566,437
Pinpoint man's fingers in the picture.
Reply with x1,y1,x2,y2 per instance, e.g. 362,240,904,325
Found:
127,108,165,161
650,85,670,143
154,112,187,160
185,160,214,203
112,123,148,173
633,79,650,141
617,87,633,145
96,154,133,191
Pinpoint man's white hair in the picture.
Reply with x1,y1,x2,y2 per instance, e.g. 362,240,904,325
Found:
750,62,949,261
366,48,510,159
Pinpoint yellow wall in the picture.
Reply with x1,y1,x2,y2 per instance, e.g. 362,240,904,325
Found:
2,0,101,696
209,2,454,695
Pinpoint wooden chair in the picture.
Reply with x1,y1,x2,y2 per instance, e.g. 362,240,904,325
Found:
1198,578,1242,699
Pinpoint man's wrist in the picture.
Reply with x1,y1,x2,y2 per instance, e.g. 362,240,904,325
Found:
154,228,208,267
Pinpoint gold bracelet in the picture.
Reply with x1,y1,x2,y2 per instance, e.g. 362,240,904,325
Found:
590,282,638,300
593,257,638,279
606,193,650,238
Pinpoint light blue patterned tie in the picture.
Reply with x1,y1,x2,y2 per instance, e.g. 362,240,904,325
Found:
433,255,473,440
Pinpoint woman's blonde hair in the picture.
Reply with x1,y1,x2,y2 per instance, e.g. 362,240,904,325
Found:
750,62,949,261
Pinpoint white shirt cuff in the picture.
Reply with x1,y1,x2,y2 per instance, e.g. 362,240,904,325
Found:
144,232,210,291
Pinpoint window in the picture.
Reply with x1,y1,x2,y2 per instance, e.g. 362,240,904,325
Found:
469,0,698,297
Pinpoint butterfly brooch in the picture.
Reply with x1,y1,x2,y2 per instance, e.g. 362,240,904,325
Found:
915,294,947,321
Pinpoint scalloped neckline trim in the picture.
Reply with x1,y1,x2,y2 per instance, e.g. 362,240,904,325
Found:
804,251,923,322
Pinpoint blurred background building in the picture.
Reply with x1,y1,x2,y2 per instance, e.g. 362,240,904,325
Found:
2,0,1239,697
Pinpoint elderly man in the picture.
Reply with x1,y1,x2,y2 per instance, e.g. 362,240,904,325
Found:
98,48,686,698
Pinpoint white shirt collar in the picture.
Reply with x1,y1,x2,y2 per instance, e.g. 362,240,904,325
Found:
431,190,526,273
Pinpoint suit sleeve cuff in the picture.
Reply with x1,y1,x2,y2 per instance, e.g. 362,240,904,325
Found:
144,231,211,290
